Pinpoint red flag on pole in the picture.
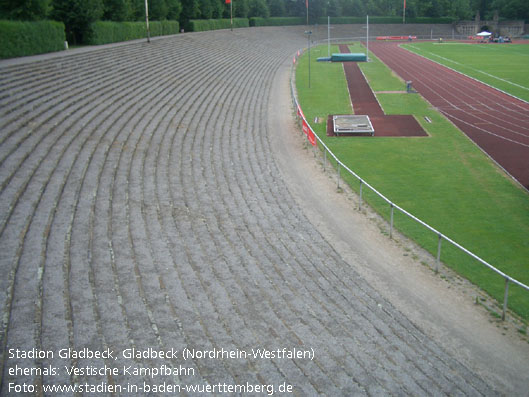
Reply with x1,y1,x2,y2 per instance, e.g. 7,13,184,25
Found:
226,0,230,3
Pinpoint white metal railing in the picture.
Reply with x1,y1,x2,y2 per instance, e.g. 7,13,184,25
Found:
290,48,529,321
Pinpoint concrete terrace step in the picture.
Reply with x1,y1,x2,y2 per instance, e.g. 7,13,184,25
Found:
0,27,493,395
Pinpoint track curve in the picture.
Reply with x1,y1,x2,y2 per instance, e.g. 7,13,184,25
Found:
1,28,493,395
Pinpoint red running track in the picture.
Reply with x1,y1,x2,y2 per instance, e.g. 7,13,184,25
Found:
368,42,529,190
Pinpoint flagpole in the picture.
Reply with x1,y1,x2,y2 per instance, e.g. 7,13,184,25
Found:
306,0,309,26
403,0,406,24
145,0,150,42
230,0,233,31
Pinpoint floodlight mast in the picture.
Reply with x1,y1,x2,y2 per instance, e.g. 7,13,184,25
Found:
366,15,369,62
305,30,312,88
328,16,330,57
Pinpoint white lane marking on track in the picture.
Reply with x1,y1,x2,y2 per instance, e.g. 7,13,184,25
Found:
405,45,529,92
438,109,529,148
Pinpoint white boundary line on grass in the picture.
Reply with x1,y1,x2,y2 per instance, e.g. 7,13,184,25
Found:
406,44,529,92
402,43,529,104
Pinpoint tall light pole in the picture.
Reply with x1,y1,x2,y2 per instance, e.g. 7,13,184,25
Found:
328,15,330,57
366,14,369,62
145,0,150,42
305,30,312,88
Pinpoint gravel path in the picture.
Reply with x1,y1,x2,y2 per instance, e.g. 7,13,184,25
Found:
0,28,496,395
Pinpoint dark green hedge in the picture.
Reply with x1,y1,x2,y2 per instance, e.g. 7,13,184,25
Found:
188,18,249,32
0,20,65,58
405,17,456,23
88,20,179,45
249,17,305,26
316,16,456,24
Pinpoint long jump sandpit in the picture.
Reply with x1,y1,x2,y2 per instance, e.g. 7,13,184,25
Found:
326,44,427,138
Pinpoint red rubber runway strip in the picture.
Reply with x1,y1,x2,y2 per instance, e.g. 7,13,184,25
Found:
332,45,427,137
339,45,384,116
368,42,529,189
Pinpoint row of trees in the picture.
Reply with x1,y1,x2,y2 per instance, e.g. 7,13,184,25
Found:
1,0,527,43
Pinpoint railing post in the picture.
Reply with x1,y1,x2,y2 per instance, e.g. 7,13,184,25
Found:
323,148,327,172
359,180,363,210
436,233,442,273
390,203,394,239
502,278,510,321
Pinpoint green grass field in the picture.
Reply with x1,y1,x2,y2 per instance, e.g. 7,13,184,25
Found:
401,42,529,102
295,43,529,321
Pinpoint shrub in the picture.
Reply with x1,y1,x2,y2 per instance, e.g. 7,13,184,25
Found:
161,20,179,35
316,16,455,24
51,0,104,45
0,20,65,59
406,17,456,24
188,18,248,31
249,17,305,26
88,20,179,45
89,21,141,44
316,16,399,24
